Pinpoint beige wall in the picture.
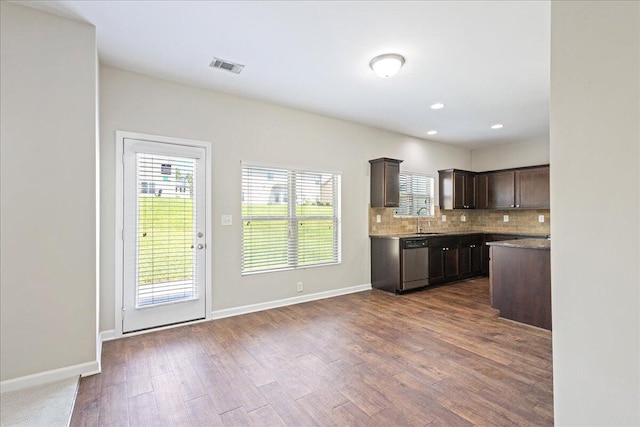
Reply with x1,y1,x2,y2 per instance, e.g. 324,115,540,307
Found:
550,1,639,425
0,3,98,382
471,137,550,171
99,65,471,331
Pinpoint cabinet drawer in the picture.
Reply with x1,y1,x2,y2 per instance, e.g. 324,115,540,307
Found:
428,236,459,248
459,234,484,246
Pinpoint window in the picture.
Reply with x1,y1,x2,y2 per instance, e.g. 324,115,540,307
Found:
241,164,341,274
395,173,435,216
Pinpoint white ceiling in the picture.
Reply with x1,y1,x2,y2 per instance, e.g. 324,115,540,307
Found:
22,1,550,149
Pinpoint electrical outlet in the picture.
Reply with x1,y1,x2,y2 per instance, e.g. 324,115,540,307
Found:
442,215,447,222
461,215,466,222
538,215,545,223
376,214,381,223
503,215,509,222
296,282,303,292
221,215,232,226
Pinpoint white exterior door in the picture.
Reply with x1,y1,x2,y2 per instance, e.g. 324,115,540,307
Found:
122,138,207,333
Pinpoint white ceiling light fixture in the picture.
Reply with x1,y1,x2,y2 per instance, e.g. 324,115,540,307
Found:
491,123,504,129
427,130,438,135
430,103,445,110
369,53,405,78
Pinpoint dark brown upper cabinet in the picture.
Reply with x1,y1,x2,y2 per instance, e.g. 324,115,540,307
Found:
516,166,550,208
438,169,477,209
478,165,550,209
486,170,517,209
369,158,402,207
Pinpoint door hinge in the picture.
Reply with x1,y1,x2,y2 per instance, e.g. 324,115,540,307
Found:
121,308,126,320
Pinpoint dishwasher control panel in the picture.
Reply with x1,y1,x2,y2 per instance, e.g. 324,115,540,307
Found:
403,238,429,249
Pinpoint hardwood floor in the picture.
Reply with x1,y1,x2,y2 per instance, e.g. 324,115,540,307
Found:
71,278,553,426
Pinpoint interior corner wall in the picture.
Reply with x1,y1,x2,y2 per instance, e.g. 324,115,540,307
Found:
0,3,98,382
470,137,550,172
98,65,471,332
550,1,639,425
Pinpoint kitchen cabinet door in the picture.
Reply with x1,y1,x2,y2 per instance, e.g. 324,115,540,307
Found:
464,173,477,208
486,170,516,209
370,158,402,207
428,247,445,283
429,237,460,284
460,235,483,278
477,174,488,209
516,166,550,208
444,246,459,281
439,169,477,209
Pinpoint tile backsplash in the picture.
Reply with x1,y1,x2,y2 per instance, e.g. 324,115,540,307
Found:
369,206,550,236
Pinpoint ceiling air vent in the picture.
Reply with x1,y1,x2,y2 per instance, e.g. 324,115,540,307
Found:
209,57,244,74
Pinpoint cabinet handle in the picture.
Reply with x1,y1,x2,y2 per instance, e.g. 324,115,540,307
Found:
516,204,520,208
470,245,475,248
511,204,515,207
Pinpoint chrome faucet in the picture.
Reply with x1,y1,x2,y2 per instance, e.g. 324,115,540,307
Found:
416,207,430,233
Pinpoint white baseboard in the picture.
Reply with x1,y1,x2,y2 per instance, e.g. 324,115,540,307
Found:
211,283,372,320
0,360,99,393
100,329,116,342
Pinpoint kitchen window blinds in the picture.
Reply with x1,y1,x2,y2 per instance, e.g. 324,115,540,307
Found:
396,173,435,217
241,164,341,274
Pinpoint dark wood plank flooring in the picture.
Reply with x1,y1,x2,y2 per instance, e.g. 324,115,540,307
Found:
71,278,553,426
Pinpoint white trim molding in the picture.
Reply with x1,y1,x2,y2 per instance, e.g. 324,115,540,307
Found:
97,284,370,341
114,130,213,339
0,361,99,394
212,283,372,320
100,330,116,342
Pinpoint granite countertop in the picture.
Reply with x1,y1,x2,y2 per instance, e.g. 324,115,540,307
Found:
369,232,485,239
486,238,551,250
369,232,549,240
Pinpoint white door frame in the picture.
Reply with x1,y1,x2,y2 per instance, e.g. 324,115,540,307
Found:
114,130,212,338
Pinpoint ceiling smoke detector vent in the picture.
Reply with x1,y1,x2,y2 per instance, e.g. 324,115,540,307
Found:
209,57,244,74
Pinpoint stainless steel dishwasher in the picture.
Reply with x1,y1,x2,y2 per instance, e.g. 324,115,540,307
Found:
401,238,429,290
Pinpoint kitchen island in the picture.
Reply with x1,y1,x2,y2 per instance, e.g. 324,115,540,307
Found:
486,238,551,330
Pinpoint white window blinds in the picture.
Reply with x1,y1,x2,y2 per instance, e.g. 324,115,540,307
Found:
136,153,198,307
241,164,341,274
396,173,435,216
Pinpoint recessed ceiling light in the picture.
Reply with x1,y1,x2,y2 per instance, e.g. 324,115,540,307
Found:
427,130,438,135
430,103,445,110
491,124,504,129
369,53,405,78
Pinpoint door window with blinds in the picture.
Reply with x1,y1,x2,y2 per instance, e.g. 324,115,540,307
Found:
135,153,198,306
395,172,435,216
241,164,341,274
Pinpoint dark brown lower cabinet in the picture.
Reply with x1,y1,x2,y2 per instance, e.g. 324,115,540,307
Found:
429,237,459,285
459,235,484,278
489,244,551,330
371,233,549,293
484,234,549,276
